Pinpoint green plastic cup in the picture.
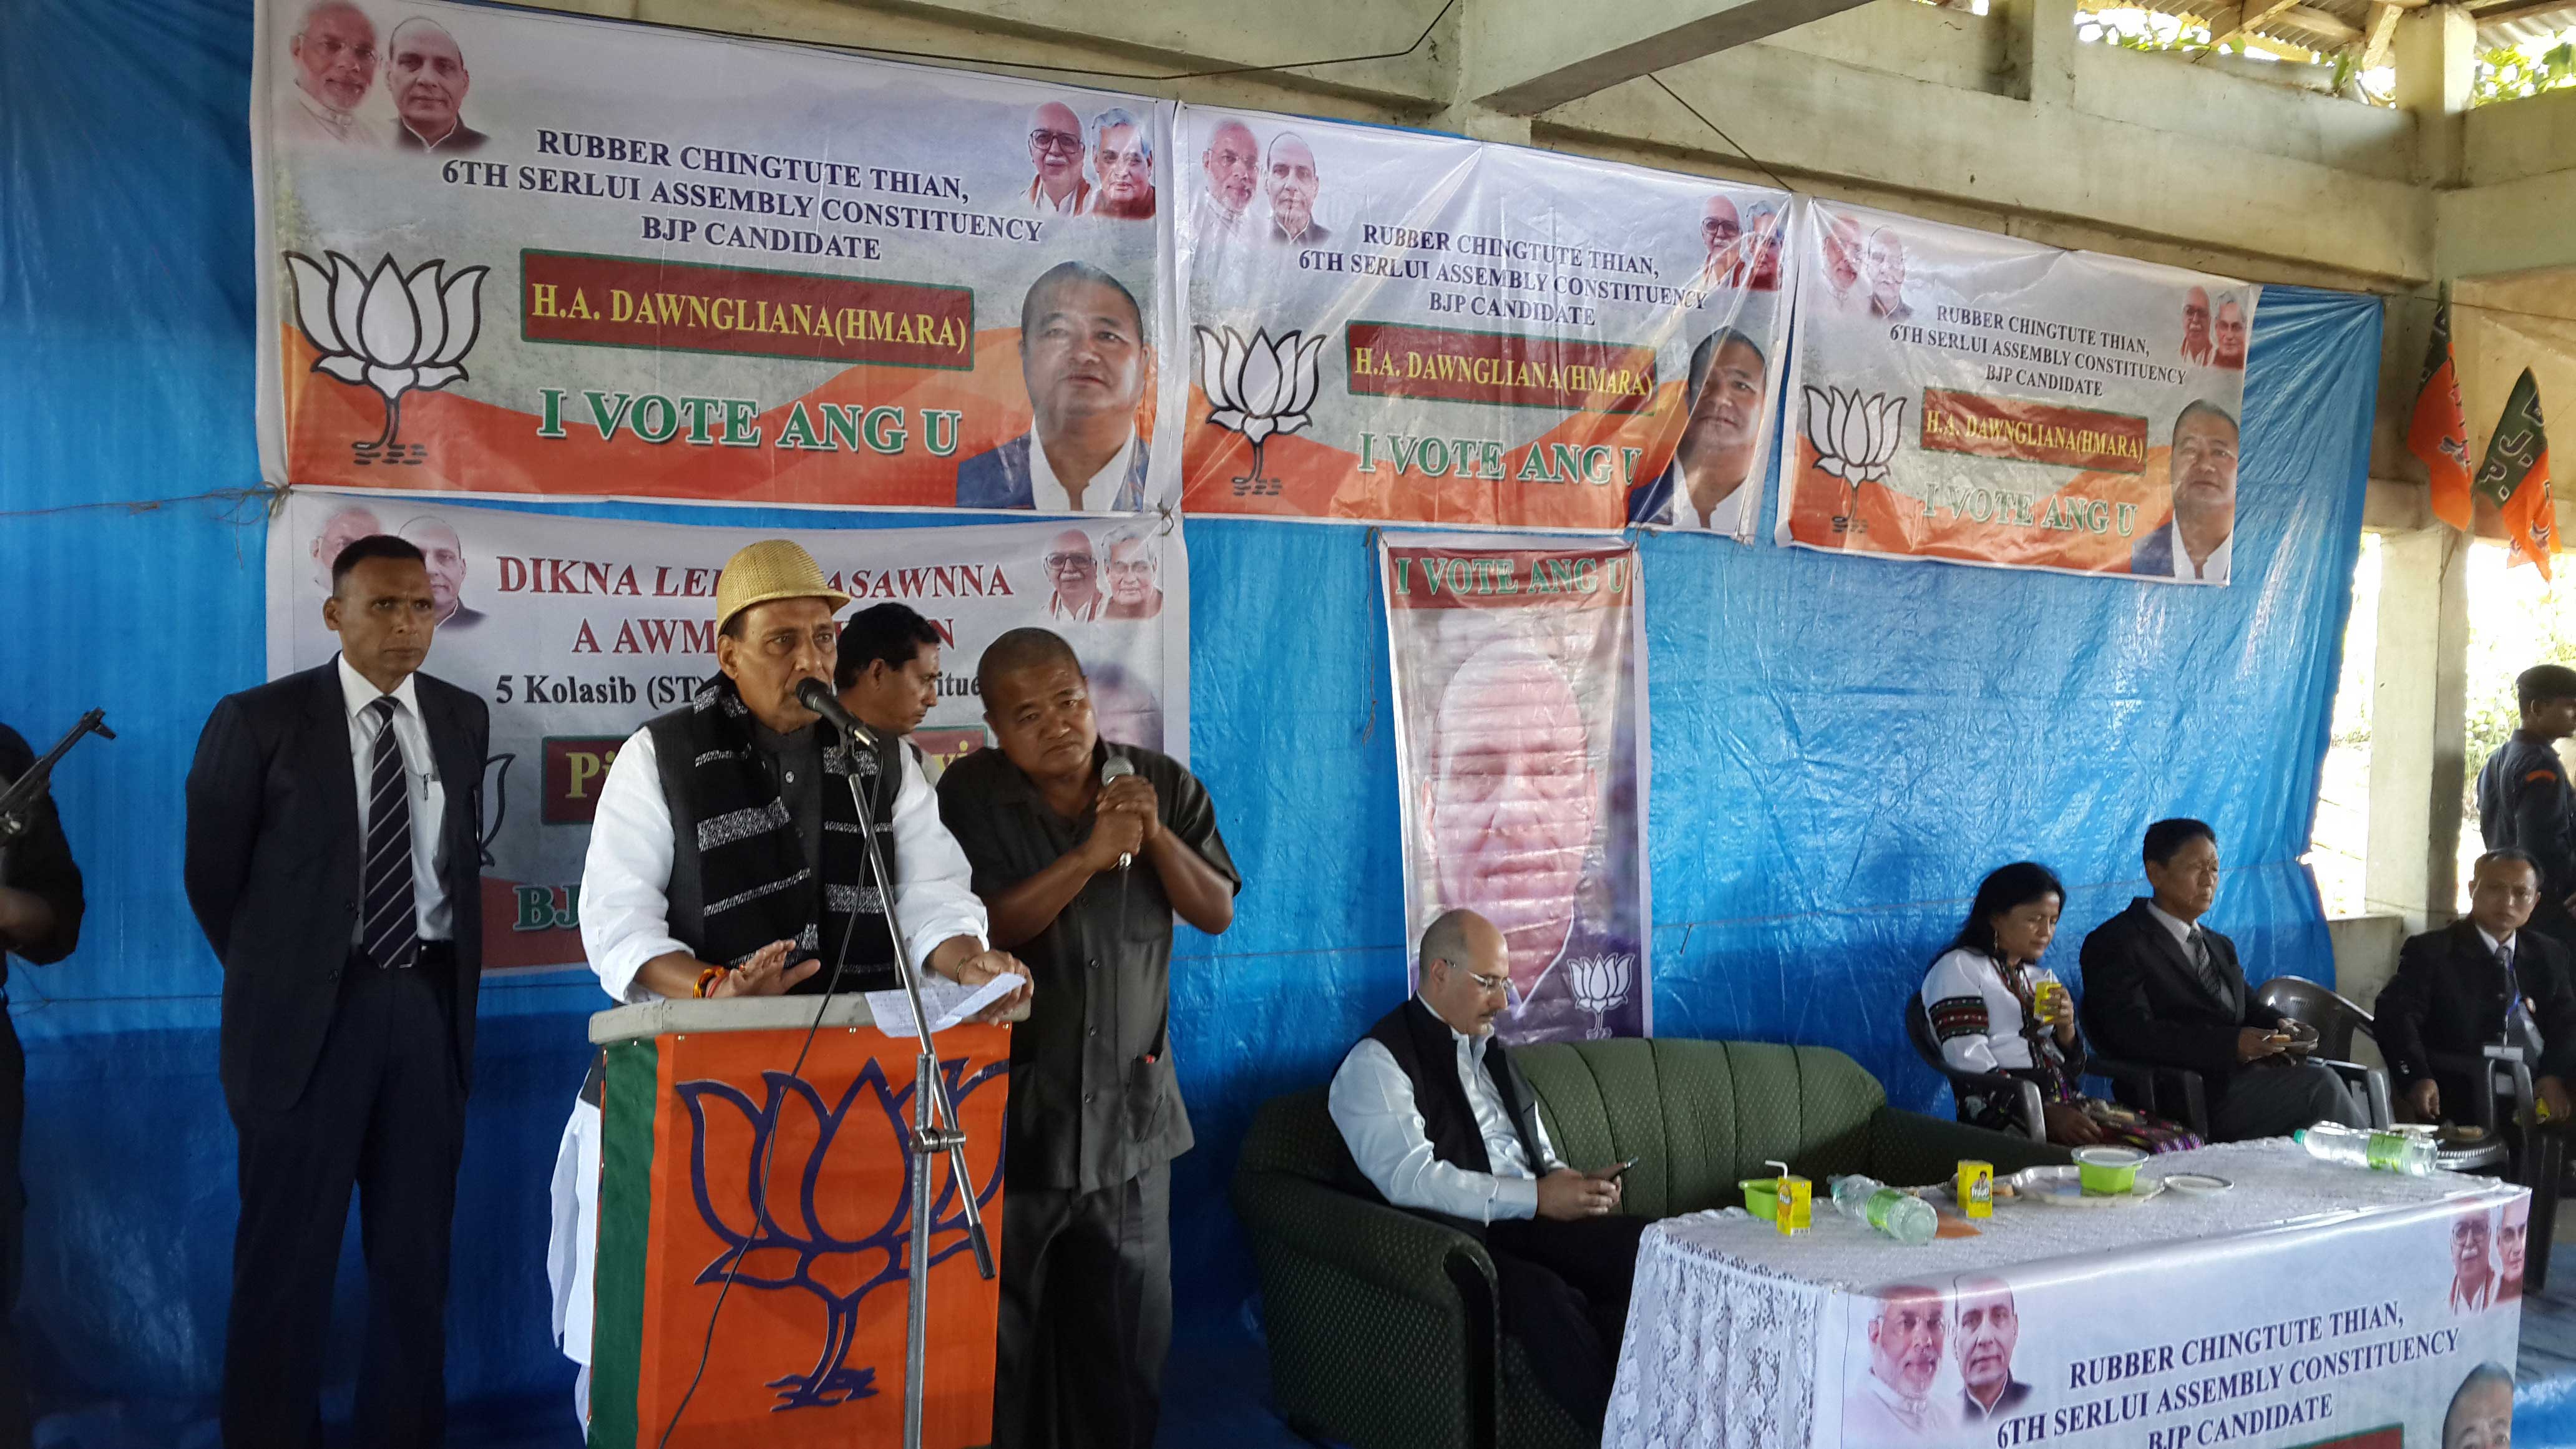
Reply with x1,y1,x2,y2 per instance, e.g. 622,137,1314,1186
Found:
2072,1145,2145,1195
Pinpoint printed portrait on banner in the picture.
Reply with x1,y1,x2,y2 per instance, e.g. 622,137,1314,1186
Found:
1179,105,1792,535
1382,536,1648,1044
255,0,1175,513
1781,200,2256,583
271,490,1190,970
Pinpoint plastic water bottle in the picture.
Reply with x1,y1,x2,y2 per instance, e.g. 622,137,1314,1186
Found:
2296,1123,2438,1176
1828,1174,1938,1244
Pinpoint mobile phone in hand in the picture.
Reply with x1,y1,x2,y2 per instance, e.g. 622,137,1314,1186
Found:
1603,1156,1639,1181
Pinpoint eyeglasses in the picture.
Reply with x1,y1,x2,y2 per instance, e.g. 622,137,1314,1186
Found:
1463,968,1510,995
1105,559,1153,577
310,37,378,64
1030,129,1084,156
1043,552,1095,570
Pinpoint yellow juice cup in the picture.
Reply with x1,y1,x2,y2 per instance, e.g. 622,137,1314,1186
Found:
1956,1159,1993,1219
1769,1159,1810,1234
2031,977,2063,1024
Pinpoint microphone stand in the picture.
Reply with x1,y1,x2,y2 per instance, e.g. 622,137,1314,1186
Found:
834,726,993,1449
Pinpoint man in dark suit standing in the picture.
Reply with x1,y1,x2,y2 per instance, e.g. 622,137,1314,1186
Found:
2378,849,2576,1125
2081,817,2366,1141
185,534,489,1449
0,720,84,1449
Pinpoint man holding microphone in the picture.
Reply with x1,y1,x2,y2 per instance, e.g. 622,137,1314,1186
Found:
938,627,1239,1449
548,541,1027,1430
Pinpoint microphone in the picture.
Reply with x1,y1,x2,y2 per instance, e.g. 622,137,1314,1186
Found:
795,677,879,749
1100,755,1135,869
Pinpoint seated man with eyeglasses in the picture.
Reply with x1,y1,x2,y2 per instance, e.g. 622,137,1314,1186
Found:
1327,909,1642,1433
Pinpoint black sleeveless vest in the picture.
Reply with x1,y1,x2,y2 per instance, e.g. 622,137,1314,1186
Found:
1356,997,1548,1210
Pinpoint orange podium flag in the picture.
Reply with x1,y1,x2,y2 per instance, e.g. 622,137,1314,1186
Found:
588,1016,1010,1448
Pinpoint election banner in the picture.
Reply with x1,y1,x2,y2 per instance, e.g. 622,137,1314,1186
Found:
1779,200,2257,584
266,489,1189,970
1821,1187,2526,1449
253,0,1174,514
1381,535,1649,1042
1181,105,1792,535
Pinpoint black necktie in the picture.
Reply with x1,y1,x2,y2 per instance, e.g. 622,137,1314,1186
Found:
361,697,417,970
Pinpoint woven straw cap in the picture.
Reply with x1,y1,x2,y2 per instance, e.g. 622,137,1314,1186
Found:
715,540,851,635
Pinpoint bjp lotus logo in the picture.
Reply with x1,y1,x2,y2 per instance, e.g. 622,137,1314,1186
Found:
676,1055,1004,1410
1196,324,1327,497
1566,952,1635,1040
283,251,487,466
1802,385,1908,534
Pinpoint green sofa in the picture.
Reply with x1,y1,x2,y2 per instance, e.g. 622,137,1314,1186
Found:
1231,1037,2070,1449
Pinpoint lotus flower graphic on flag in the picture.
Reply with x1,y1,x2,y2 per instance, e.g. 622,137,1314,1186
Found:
283,251,487,457
1802,385,1908,533
1196,324,1327,495
1566,952,1635,1040
676,1055,1004,1411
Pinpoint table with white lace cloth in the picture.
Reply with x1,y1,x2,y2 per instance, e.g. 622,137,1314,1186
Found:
1604,1139,2529,1449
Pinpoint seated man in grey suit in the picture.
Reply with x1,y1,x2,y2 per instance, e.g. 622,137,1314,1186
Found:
2131,402,2238,584
955,261,1151,513
2079,817,2366,1140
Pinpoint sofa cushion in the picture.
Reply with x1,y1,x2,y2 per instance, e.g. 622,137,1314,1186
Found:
1515,1039,1888,1217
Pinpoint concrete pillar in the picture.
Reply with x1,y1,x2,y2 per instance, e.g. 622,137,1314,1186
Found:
1999,0,2079,107
2394,4,2476,187
2365,527,2472,930
1431,102,1534,146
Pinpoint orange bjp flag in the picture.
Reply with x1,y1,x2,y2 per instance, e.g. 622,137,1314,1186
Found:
2408,300,2474,531
2473,368,2556,580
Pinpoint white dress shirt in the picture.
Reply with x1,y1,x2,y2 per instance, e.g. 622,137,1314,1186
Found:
336,655,449,942
1845,1366,1958,1440
2169,519,2233,583
1193,193,1248,242
577,725,987,1002
280,86,383,147
1328,1003,1567,1223
1027,430,1137,515
2145,899,2202,952
1025,176,1091,216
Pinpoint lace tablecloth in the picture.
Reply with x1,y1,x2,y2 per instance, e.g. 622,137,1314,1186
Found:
1604,1139,2517,1449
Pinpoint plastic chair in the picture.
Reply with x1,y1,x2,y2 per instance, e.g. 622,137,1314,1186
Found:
1905,993,2046,1143
2252,978,2396,1129
2075,993,2213,1139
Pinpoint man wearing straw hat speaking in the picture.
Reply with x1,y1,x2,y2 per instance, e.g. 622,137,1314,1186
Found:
546,539,1030,1430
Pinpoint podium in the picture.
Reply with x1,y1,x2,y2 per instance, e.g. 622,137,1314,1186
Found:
583,996,1010,1448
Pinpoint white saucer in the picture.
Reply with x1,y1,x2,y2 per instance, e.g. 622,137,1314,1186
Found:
2162,1173,2232,1196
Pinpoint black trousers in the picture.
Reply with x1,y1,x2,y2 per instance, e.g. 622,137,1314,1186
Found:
1483,1214,1652,1430
0,1012,26,1449
222,956,464,1449
992,1163,1170,1449
2211,1059,2368,1141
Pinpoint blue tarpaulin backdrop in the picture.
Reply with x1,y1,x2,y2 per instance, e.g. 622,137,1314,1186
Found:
2,0,2378,1442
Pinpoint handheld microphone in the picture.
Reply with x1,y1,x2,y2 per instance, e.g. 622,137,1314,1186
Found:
1100,755,1135,869
794,677,879,749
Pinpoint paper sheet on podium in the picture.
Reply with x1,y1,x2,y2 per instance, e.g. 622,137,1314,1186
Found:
862,974,1018,1034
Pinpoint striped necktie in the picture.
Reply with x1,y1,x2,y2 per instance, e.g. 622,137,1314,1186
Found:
361,697,418,970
